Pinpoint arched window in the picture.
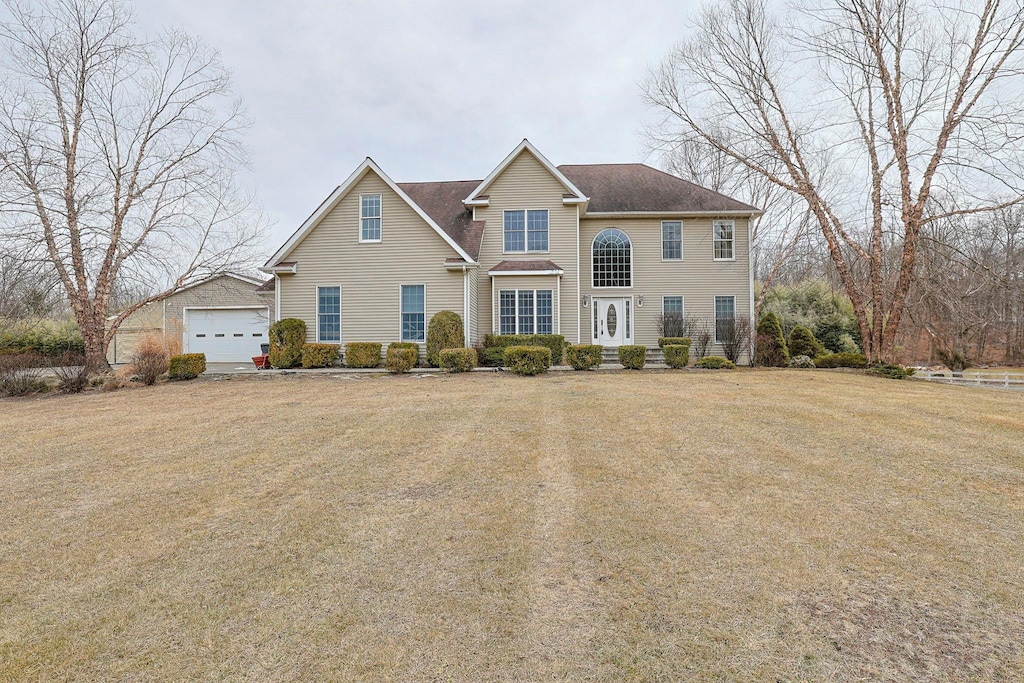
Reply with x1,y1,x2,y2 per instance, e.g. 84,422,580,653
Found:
592,228,631,287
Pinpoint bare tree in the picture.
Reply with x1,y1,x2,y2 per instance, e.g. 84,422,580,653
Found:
0,0,264,369
645,0,1024,362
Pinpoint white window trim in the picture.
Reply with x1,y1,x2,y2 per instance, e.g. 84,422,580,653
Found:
662,295,685,317
502,209,550,255
713,219,736,261
498,288,555,335
714,295,737,344
591,228,634,289
316,285,342,344
661,221,684,262
359,193,383,243
399,283,427,343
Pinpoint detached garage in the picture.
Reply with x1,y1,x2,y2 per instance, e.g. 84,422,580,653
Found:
107,273,275,365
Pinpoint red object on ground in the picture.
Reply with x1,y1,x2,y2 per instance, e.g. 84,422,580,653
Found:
252,354,271,369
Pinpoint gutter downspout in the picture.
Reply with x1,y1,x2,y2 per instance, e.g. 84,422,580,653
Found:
462,265,470,346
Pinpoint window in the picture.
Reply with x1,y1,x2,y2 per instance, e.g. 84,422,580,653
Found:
401,285,425,342
504,210,548,252
715,295,736,343
317,286,340,342
714,220,734,260
663,296,684,315
662,221,683,260
360,194,381,242
499,289,554,335
592,228,632,287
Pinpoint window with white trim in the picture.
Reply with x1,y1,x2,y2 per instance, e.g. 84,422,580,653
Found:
714,220,734,260
360,194,382,242
499,289,553,335
662,221,682,260
401,284,425,342
317,286,340,342
663,296,684,315
592,228,632,287
715,295,736,343
503,210,548,252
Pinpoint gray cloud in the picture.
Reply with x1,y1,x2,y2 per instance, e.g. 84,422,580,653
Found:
132,0,694,247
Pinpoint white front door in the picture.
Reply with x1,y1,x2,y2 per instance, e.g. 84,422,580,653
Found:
594,298,627,346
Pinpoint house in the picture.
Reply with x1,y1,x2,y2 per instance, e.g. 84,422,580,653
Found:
107,273,274,364
260,140,758,360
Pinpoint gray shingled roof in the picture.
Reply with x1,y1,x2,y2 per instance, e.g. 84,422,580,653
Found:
398,180,485,260
488,259,563,273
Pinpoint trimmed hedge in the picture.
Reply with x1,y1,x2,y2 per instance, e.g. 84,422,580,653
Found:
345,342,382,368
504,345,552,376
386,346,418,374
565,344,603,370
269,318,306,369
658,336,691,349
439,347,477,373
476,346,506,367
426,311,464,367
167,353,206,380
871,363,915,380
788,325,824,359
618,345,647,370
483,334,565,365
663,344,690,369
814,352,868,368
696,355,735,369
301,343,339,368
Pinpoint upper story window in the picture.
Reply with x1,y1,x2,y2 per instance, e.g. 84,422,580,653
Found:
317,286,341,343
360,194,382,242
662,221,683,260
592,228,631,288
503,210,548,252
714,220,734,260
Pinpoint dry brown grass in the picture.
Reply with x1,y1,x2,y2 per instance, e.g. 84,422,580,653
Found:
1,370,1022,681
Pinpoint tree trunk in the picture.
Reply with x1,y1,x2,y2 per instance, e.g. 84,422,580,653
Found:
77,309,112,373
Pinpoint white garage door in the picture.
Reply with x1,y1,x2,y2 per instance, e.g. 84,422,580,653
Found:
185,308,269,362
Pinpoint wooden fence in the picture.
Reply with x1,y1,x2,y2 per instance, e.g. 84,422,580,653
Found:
916,370,1024,390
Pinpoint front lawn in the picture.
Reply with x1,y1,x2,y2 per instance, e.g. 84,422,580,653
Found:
1,371,1021,680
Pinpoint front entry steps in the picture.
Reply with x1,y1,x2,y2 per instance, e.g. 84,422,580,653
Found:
600,346,665,364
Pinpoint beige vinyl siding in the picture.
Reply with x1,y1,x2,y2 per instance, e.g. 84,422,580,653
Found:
489,275,561,335
106,276,270,364
277,171,465,345
580,216,752,360
474,150,579,344
466,267,478,344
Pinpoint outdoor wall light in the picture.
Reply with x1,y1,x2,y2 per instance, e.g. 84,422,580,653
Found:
637,295,644,307
581,294,590,308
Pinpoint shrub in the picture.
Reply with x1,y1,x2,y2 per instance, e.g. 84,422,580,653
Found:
663,344,691,369
345,342,382,368
476,346,506,367
439,348,477,373
0,353,46,396
719,315,753,364
483,334,565,365
131,334,170,385
696,355,735,369
814,352,868,368
167,353,206,380
754,312,789,367
0,318,84,357
618,345,647,370
789,354,816,369
656,311,688,338
871,363,915,380
268,318,306,369
301,343,340,368
565,344,603,370
386,346,418,374
51,352,89,393
504,346,552,376
658,337,691,349
788,325,824,359
426,311,464,367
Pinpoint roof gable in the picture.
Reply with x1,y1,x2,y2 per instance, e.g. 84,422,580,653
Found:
464,139,588,206
264,158,475,268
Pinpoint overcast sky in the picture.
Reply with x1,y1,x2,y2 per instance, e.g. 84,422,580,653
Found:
129,0,696,248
